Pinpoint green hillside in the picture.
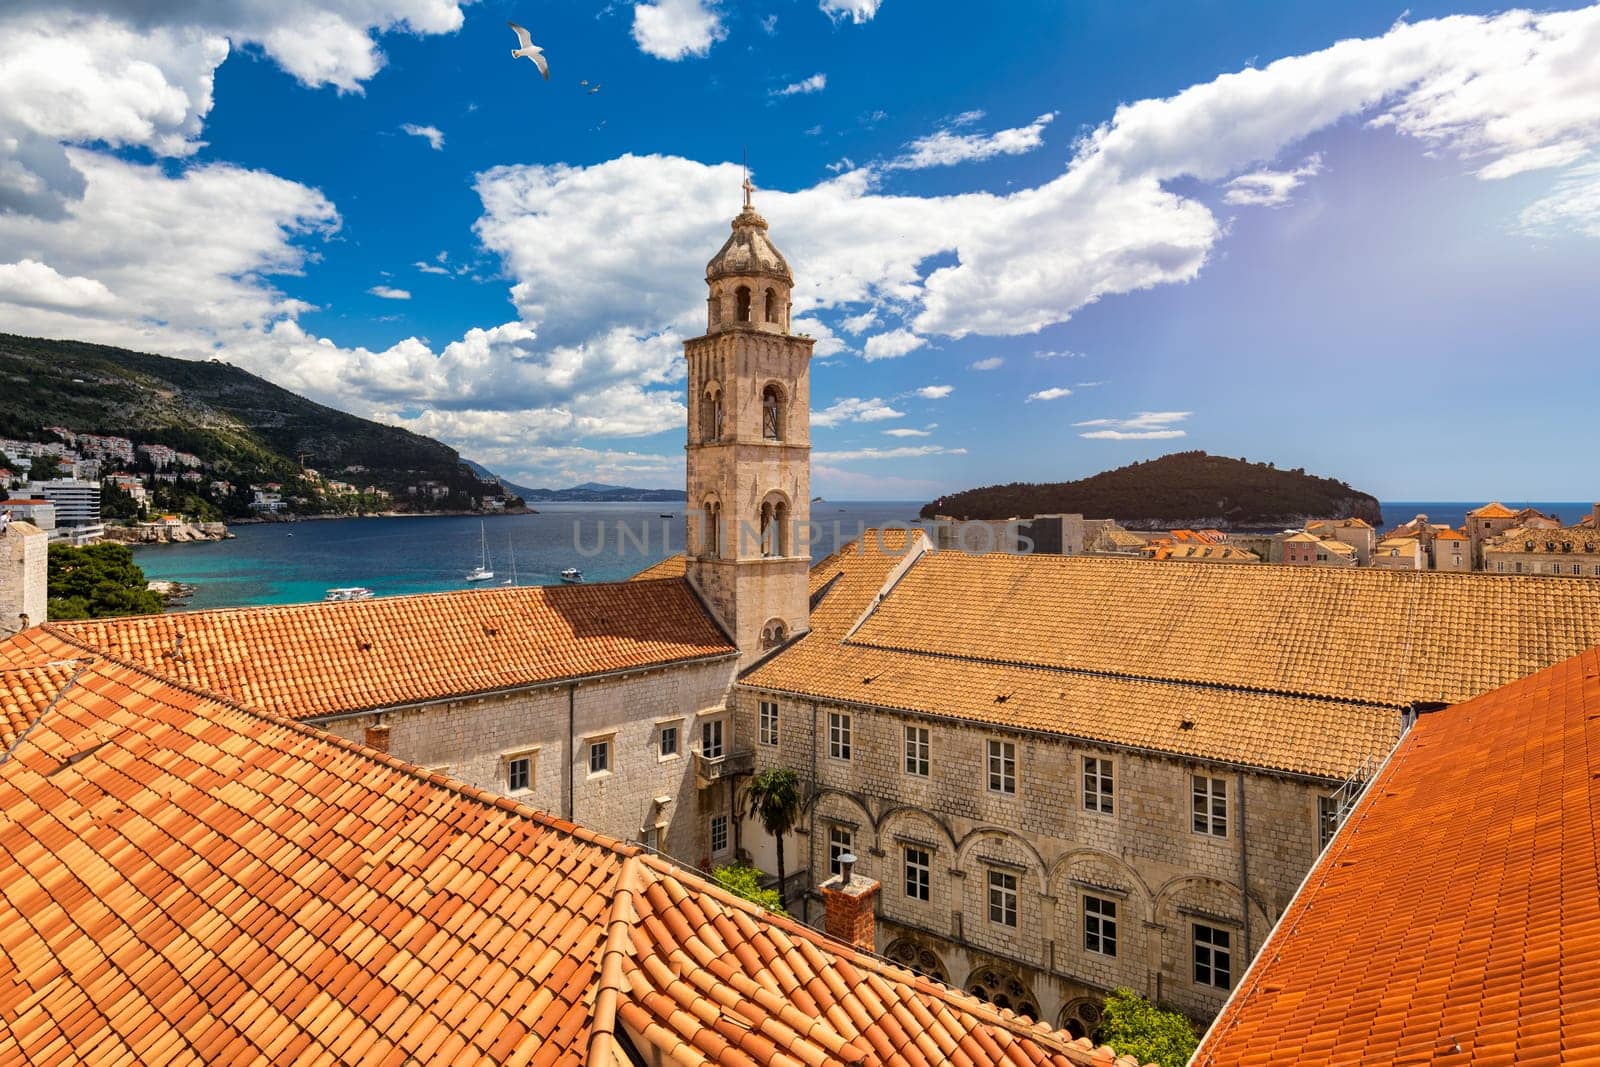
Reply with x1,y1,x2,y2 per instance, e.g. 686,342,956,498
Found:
921,451,1383,528
0,333,507,517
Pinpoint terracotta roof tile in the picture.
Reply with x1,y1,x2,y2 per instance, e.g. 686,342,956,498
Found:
1467,501,1518,518
627,555,689,581
47,580,735,720
841,549,1600,706
0,628,1137,1067
743,639,1398,778
1193,645,1600,1065
0,662,83,753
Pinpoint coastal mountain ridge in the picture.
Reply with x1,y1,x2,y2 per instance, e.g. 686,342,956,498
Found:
0,333,510,514
462,464,688,502
923,451,1384,529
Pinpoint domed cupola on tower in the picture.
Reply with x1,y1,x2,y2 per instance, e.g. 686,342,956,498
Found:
705,177,793,334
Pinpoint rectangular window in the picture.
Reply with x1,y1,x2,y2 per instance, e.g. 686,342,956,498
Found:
588,739,610,776
829,712,852,761
709,814,729,854
1083,756,1114,813
758,700,779,746
701,718,724,760
1497,562,1506,572
903,846,931,901
1083,895,1118,957
1193,924,1232,989
828,824,853,876
506,755,532,793
1192,774,1227,837
904,725,930,777
987,739,1016,795
1318,794,1340,850
659,725,679,758
987,869,1018,927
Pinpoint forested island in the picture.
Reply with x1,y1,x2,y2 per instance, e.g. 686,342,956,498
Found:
922,451,1383,529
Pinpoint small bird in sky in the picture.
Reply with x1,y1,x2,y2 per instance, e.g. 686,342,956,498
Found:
507,21,548,79
580,79,602,94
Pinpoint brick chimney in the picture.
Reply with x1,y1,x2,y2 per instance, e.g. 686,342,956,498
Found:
364,723,391,754
818,853,879,952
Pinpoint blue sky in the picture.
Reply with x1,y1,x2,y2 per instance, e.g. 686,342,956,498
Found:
1,1,1598,499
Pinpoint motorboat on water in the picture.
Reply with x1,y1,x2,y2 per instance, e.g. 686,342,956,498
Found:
466,521,494,582
560,567,584,583
324,587,373,602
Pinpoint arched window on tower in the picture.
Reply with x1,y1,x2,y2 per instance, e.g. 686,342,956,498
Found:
759,494,789,557
702,497,722,558
759,499,774,557
762,384,783,440
702,383,723,442
764,287,777,323
735,286,752,322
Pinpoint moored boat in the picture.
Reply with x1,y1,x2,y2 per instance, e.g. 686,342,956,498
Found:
324,587,373,602
560,567,584,583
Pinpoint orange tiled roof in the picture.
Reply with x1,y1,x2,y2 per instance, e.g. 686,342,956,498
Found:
1193,645,1600,1065
1467,501,1518,518
841,550,1600,706
0,661,82,751
805,528,925,636
1432,527,1468,541
47,580,736,720
0,629,1132,1067
627,554,688,581
1483,524,1600,554
742,639,1399,778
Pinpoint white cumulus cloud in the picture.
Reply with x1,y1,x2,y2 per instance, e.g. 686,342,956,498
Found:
968,357,1003,371
862,328,926,360
632,0,726,60
888,112,1056,171
401,123,445,150
882,427,931,437
819,0,881,24
1075,411,1191,440
368,285,411,300
1224,154,1323,207
0,259,114,310
811,396,906,427
773,73,826,97
814,445,967,462
1027,387,1072,402
914,384,953,399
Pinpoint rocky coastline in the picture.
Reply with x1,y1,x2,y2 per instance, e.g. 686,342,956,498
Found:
104,521,231,545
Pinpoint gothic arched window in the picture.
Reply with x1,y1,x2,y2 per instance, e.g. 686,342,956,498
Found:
702,497,722,558
735,286,752,322
966,966,1039,1023
764,287,777,323
762,384,783,440
702,383,723,442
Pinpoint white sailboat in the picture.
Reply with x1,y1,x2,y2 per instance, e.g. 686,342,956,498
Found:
466,522,494,582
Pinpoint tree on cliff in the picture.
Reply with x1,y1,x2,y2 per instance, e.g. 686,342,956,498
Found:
47,543,164,620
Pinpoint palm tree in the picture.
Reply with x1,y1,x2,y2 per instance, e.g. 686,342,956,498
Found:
743,768,803,909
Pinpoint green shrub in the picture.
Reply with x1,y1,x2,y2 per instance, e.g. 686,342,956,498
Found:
711,863,785,916
1097,988,1198,1067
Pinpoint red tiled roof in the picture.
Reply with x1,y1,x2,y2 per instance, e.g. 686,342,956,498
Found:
0,661,82,752
1467,501,1518,518
48,580,736,720
627,554,688,581
0,629,1134,1067
1193,645,1600,1066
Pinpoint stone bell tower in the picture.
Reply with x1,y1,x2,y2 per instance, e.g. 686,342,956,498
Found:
684,177,812,663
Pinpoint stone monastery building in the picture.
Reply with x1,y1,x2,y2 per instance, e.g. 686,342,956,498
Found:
3,191,1600,1064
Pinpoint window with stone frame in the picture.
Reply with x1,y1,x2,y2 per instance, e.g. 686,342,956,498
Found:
658,724,679,759
588,739,610,776
506,754,533,793
1083,895,1117,957
904,724,930,777
701,718,724,760
827,824,853,876
987,869,1018,927
903,846,931,901
1083,756,1114,813
1193,923,1232,989
758,700,779,746
987,739,1016,794
828,711,852,761
1192,774,1228,836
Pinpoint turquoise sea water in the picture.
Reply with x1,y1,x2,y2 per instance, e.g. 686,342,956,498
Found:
133,499,1599,611
132,500,926,610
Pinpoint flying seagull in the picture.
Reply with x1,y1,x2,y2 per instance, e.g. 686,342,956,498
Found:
507,21,548,79
587,83,602,94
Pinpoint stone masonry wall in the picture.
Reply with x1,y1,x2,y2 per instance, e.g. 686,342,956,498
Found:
0,522,47,635
736,685,1354,1025
315,657,740,865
